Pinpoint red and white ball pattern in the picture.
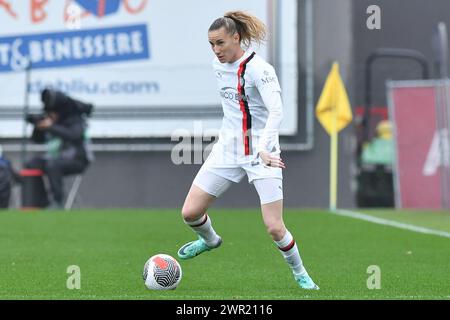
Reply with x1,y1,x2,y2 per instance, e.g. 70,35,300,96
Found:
143,254,182,290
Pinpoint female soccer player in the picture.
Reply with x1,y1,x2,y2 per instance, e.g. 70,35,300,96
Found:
177,11,319,290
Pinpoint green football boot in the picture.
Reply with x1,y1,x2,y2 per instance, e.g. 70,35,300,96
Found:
177,236,222,260
296,274,320,290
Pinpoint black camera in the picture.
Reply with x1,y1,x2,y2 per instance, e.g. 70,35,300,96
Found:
25,113,46,125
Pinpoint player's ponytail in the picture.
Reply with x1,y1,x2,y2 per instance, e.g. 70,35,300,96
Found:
209,11,267,48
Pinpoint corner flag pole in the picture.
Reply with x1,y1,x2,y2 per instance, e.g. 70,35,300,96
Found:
330,77,338,211
316,62,352,212
330,120,338,211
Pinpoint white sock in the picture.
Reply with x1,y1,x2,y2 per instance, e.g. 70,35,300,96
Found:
184,214,221,247
275,230,307,278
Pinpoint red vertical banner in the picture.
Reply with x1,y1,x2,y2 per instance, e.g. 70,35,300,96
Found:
389,83,443,209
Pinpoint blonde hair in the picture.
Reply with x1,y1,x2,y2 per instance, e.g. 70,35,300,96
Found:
209,11,267,48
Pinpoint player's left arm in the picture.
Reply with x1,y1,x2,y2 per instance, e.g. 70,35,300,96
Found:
254,65,285,168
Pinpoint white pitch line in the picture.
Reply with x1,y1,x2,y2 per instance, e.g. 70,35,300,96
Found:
331,209,450,239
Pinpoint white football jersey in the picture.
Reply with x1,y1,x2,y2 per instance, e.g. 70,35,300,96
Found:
211,50,283,164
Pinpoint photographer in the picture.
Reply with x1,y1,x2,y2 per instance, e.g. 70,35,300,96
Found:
25,89,94,209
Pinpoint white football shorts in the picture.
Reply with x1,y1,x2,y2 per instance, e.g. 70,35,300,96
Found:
192,151,283,204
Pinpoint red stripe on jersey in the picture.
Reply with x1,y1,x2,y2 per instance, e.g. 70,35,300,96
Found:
237,52,256,155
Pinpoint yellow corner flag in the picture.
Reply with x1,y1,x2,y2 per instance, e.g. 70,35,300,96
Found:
315,62,352,211
316,62,353,134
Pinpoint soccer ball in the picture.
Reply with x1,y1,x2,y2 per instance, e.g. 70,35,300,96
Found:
143,254,182,290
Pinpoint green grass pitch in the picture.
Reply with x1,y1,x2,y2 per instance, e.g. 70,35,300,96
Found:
0,209,449,300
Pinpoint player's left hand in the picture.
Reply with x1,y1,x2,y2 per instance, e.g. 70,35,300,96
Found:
258,151,286,169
